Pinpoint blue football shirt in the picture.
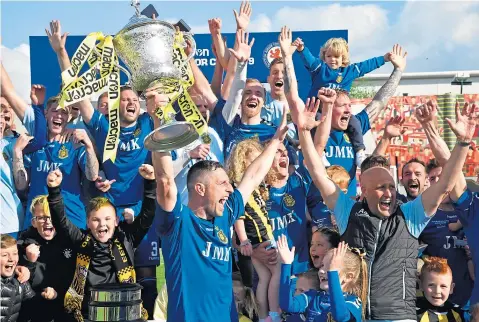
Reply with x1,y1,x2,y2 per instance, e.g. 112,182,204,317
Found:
85,110,153,207
24,141,87,229
324,110,370,197
156,190,245,322
268,166,316,274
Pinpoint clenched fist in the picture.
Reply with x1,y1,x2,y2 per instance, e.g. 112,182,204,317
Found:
42,287,57,300
46,169,63,188
25,244,40,263
139,164,155,180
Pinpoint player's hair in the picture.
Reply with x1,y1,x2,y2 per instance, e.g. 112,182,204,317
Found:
426,158,441,175
337,247,368,319
420,256,452,280
360,155,390,173
327,165,351,191
86,197,116,217
232,272,259,320
30,195,50,217
312,227,340,249
226,138,270,201
296,268,320,291
402,157,426,176
97,91,109,109
244,78,266,97
320,38,350,67
269,57,284,70
186,160,225,192
1,234,17,249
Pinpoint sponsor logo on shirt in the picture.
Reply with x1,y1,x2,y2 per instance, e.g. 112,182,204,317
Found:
270,212,296,231
58,145,68,159
325,145,354,159
119,138,141,152
262,42,281,68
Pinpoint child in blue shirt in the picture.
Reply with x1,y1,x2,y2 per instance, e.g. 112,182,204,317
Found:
278,237,366,322
296,37,392,166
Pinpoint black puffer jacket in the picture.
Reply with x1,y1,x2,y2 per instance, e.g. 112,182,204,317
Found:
0,275,35,322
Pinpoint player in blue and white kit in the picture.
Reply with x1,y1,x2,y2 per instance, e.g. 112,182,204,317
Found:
151,89,289,322
278,237,365,322
295,38,395,166
299,43,407,196
16,97,99,230
0,94,47,235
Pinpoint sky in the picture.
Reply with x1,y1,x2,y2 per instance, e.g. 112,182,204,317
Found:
2,0,479,101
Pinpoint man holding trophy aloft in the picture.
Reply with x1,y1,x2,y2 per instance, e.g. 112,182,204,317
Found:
45,1,210,320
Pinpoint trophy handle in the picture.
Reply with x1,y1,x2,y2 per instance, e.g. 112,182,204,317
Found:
181,33,196,67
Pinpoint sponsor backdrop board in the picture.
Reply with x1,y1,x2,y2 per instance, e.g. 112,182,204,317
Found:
30,29,347,100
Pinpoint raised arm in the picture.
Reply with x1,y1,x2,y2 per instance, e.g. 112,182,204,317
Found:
364,44,407,123
415,101,451,165
122,165,157,247
222,29,254,124
46,169,85,243
280,27,341,210
1,62,30,121
422,102,477,216
147,92,178,211
188,42,218,112
12,134,32,191
208,18,230,70
372,116,405,156
236,109,288,205
46,20,95,124
296,40,322,72
210,42,224,98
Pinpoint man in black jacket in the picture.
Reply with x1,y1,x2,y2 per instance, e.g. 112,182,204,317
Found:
45,164,157,322
17,195,76,322
288,85,476,320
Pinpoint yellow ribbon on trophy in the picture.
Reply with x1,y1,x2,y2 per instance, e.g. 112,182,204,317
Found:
58,32,121,163
153,31,211,144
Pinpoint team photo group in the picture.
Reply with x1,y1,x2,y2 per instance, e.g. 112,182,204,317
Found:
1,1,478,322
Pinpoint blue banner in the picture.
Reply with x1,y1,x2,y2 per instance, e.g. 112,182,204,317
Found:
30,29,347,100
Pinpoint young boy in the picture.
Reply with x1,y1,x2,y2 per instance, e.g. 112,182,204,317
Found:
295,37,394,166
45,164,157,321
417,256,464,321
0,234,35,321
17,195,76,322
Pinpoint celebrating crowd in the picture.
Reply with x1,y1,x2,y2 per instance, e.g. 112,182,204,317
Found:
1,2,478,322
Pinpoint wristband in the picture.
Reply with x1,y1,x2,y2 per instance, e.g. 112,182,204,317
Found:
457,141,471,147
240,240,251,247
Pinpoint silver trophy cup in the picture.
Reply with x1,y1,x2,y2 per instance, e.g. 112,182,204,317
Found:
113,3,199,152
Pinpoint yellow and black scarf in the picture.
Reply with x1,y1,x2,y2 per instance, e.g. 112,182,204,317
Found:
64,233,148,321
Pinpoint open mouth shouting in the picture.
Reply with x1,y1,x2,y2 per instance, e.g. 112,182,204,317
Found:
339,114,350,127
97,227,109,240
51,118,64,130
274,80,284,89
311,254,322,267
246,99,258,110
42,225,55,237
379,198,392,212
407,180,420,195
278,157,288,169
219,196,228,209
125,105,136,117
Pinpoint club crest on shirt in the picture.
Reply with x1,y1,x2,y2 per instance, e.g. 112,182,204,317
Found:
133,128,141,137
58,145,68,159
283,194,295,207
215,227,228,244
343,133,351,143
336,74,343,83
3,152,8,161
